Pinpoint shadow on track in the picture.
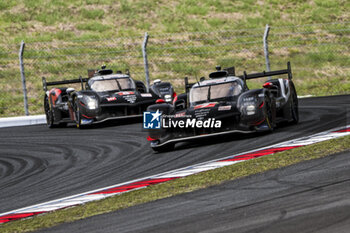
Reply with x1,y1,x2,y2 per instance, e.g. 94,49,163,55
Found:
167,122,299,152
56,117,143,130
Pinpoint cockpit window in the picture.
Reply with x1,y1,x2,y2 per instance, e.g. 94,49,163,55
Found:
89,77,135,92
210,82,242,99
190,86,209,103
190,81,242,104
118,77,135,90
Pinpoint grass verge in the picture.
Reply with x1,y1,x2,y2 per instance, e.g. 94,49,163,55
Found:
1,134,350,232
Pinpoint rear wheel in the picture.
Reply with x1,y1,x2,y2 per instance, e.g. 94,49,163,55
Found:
44,95,55,128
290,87,299,124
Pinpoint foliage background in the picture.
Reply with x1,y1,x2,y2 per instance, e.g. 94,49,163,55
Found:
0,0,349,116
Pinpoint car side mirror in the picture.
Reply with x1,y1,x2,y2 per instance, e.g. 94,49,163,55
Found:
263,82,278,89
66,88,75,95
174,99,186,111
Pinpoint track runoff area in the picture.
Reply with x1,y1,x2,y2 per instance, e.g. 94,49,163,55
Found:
0,124,349,224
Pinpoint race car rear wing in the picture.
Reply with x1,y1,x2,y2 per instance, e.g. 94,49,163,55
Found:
238,62,292,90
184,62,292,94
239,61,292,81
42,76,88,92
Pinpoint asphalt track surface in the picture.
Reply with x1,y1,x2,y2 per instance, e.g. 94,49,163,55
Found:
40,150,350,233
0,96,349,219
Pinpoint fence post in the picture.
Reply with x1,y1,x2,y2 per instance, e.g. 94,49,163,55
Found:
19,40,29,116
263,24,271,79
142,32,150,92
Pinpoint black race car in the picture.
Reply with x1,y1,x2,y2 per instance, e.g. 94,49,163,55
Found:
43,66,175,128
146,62,298,152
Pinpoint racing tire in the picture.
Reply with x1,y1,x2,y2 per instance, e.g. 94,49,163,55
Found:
151,143,175,153
263,95,275,131
290,86,299,124
74,98,84,129
44,95,55,128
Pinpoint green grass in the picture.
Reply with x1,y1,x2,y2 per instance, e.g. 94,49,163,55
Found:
0,0,349,116
76,22,111,32
1,134,350,233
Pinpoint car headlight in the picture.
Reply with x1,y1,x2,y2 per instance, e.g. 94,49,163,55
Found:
164,94,172,102
85,96,98,110
246,105,256,115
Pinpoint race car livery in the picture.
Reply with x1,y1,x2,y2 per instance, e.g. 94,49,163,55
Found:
146,62,298,152
43,67,175,128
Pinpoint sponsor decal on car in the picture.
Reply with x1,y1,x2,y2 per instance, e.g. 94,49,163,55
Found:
106,97,117,102
81,119,93,125
194,102,217,110
141,93,153,97
243,96,255,102
194,108,210,119
117,91,135,96
123,94,137,103
175,111,186,118
218,105,232,111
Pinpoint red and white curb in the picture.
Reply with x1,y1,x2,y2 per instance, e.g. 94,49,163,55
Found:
1,125,350,224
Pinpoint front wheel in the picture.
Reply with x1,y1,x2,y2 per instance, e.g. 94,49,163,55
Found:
263,95,276,131
74,99,83,129
44,95,55,128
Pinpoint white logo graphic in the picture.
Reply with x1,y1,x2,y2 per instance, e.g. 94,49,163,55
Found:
143,110,162,129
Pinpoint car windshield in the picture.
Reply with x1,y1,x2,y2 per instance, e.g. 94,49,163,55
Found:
89,77,135,92
190,81,242,104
